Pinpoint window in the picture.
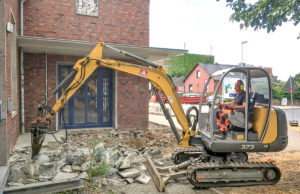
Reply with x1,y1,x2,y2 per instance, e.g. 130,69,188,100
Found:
58,66,113,128
196,70,200,78
189,84,192,92
76,0,99,17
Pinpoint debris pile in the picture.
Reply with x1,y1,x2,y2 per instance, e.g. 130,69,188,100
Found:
7,123,176,191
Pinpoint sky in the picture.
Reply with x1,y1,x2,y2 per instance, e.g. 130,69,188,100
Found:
149,0,300,81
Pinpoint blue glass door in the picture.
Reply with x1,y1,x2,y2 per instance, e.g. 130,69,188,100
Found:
58,65,113,129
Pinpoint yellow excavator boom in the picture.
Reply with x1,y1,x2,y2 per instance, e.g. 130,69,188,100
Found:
47,42,194,147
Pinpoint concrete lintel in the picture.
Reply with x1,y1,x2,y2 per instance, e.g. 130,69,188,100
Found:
17,36,188,61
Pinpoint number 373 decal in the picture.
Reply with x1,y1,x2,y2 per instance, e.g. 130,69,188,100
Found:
241,145,255,150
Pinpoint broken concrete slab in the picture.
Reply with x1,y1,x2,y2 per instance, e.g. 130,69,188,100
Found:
66,150,85,166
61,165,72,173
8,168,26,183
80,161,91,172
114,156,124,168
38,175,52,182
135,174,151,184
39,163,56,177
118,156,131,170
137,164,147,172
7,182,24,187
117,169,140,179
125,178,134,184
76,148,90,160
55,161,66,172
72,166,82,172
96,149,110,163
21,164,35,178
53,172,78,181
78,172,88,179
35,154,50,164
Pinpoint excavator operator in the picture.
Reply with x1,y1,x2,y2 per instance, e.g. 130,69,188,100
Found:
216,80,247,139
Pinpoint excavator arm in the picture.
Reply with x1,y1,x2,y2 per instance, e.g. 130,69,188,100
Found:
31,42,195,157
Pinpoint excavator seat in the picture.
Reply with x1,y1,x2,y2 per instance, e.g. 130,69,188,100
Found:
229,92,259,141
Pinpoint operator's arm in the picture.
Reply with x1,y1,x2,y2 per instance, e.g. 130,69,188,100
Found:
227,92,246,110
228,102,245,109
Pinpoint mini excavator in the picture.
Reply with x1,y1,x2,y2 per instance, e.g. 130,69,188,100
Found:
31,42,288,192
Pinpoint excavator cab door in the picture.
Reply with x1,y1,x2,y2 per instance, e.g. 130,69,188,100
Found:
197,67,274,153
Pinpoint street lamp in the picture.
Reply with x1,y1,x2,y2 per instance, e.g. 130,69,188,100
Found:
241,41,248,66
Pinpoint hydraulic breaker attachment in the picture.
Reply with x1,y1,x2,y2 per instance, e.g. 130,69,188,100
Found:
146,156,194,192
31,122,47,158
31,104,53,158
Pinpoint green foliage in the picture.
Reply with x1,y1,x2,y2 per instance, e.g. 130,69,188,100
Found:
88,139,110,178
166,53,214,77
254,82,270,99
88,162,110,177
219,0,300,32
271,79,300,100
294,73,300,84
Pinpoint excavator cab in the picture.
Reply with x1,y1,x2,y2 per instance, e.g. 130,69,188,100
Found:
147,66,288,192
195,66,288,153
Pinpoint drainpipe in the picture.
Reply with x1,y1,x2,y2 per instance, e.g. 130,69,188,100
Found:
20,0,27,134
20,0,26,36
45,52,48,104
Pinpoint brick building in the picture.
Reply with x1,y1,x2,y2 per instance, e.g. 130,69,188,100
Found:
184,63,235,94
184,63,273,95
0,0,186,167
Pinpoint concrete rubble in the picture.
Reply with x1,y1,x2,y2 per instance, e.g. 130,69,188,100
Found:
6,126,175,190
135,173,151,184
117,169,140,179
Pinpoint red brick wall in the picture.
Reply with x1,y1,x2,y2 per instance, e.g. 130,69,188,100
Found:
263,67,273,78
184,65,214,94
117,71,148,130
24,53,81,132
5,0,20,154
23,0,149,46
23,0,150,132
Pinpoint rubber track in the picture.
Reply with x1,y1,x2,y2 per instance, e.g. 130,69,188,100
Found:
171,147,205,164
186,162,281,188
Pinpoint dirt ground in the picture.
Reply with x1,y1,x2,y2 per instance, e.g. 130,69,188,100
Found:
289,126,300,133
68,123,300,194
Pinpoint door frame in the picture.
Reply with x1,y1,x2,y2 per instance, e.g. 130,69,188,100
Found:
57,64,114,129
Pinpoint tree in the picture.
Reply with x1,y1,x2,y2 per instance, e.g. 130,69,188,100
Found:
166,53,214,77
294,73,300,84
219,0,300,33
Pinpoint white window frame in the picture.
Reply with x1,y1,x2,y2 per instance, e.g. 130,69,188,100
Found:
196,70,200,78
